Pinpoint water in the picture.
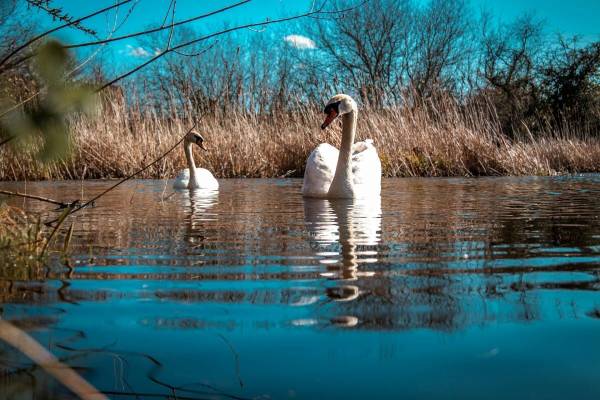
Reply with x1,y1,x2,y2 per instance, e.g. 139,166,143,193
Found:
1,176,600,399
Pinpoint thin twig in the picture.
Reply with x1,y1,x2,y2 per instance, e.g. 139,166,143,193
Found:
3,0,250,71
0,0,134,68
217,334,243,390
69,0,250,50
0,136,14,147
97,1,362,91
171,40,218,58
0,189,69,207
26,0,98,36
165,0,177,51
41,207,71,255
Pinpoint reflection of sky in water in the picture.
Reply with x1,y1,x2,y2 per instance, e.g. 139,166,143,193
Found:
1,176,600,399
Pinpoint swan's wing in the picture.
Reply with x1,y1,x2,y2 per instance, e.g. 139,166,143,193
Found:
352,139,381,195
173,168,219,190
302,143,338,197
194,168,219,190
173,169,190,189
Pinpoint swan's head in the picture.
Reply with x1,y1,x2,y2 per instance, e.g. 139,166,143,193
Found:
185,130,207,151
321,94,357,130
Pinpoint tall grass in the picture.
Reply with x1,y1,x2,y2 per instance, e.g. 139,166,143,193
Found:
0,204,46,270
2,92,600,181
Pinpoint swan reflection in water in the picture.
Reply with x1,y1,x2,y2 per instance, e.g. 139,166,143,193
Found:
304,196,382,326
182,189,219,252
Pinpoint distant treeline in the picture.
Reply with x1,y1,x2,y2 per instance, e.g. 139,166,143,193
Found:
130,0,600,139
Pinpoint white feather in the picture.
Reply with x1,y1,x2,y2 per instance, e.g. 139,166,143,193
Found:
173,168,219,190
302,139,381,198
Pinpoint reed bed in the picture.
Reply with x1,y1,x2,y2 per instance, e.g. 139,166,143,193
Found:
2,94,600,181
0,204,46,269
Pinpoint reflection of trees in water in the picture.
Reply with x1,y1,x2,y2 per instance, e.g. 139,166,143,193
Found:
4,179,600,398
1,178,600,330
301,177,600,330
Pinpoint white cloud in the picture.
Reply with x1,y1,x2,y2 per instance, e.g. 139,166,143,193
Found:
284,34,316,50
125,44,151,58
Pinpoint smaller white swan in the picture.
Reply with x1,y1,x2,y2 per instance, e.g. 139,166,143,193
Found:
302,94,381,198
173,130,219,190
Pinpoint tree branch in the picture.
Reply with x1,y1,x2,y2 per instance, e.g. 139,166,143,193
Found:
97,1,361,91
0,0,134,68
0,0,252,74
0,189,69,207
66,0,251,51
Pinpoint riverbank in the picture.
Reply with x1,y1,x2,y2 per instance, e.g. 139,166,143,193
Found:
2,97,600,181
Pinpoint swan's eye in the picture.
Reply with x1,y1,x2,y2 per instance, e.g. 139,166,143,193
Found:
323,101,340,115
193,133,208,150
321,103,340,130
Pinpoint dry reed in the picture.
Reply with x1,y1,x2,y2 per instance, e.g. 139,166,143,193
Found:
0,204,45,268
2,93,600,181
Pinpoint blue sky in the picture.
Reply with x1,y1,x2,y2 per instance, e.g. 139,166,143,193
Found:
27,0,600,68
32,0,600,40
476,0,600,39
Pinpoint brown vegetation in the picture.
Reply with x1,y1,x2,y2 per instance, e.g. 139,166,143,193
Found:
2,91,600,181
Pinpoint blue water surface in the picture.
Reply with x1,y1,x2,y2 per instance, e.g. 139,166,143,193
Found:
1,176,599,399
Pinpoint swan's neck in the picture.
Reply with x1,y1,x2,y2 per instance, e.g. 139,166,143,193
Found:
184,142,198,187
329,111,356,198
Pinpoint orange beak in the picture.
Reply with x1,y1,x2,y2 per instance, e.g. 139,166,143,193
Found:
321,109,338,130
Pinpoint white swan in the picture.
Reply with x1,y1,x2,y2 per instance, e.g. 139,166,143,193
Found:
173,130,219,190
302,94,381,198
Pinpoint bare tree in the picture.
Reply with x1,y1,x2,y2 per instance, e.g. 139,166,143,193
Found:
479,14,544,134
539,38,600,131
311,0,411,108
406,0,471,98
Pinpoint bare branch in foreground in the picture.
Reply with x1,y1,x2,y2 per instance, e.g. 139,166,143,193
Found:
0,318,107,400
97,1,362,91
25,0,98,36
69,0,251,50
0,0,134,68
0,189,69,207
0,0,252,83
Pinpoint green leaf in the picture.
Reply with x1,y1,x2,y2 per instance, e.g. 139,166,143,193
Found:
51,85,97,114
1,39,97,163
36,40,69,85
38,120,70,162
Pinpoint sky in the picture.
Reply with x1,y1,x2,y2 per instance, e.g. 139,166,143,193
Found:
475,0,600,39
23,0,600,72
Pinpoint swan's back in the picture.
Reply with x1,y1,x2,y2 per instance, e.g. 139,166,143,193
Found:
173,168,219,190
351,139,381,196
302,140,381,197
